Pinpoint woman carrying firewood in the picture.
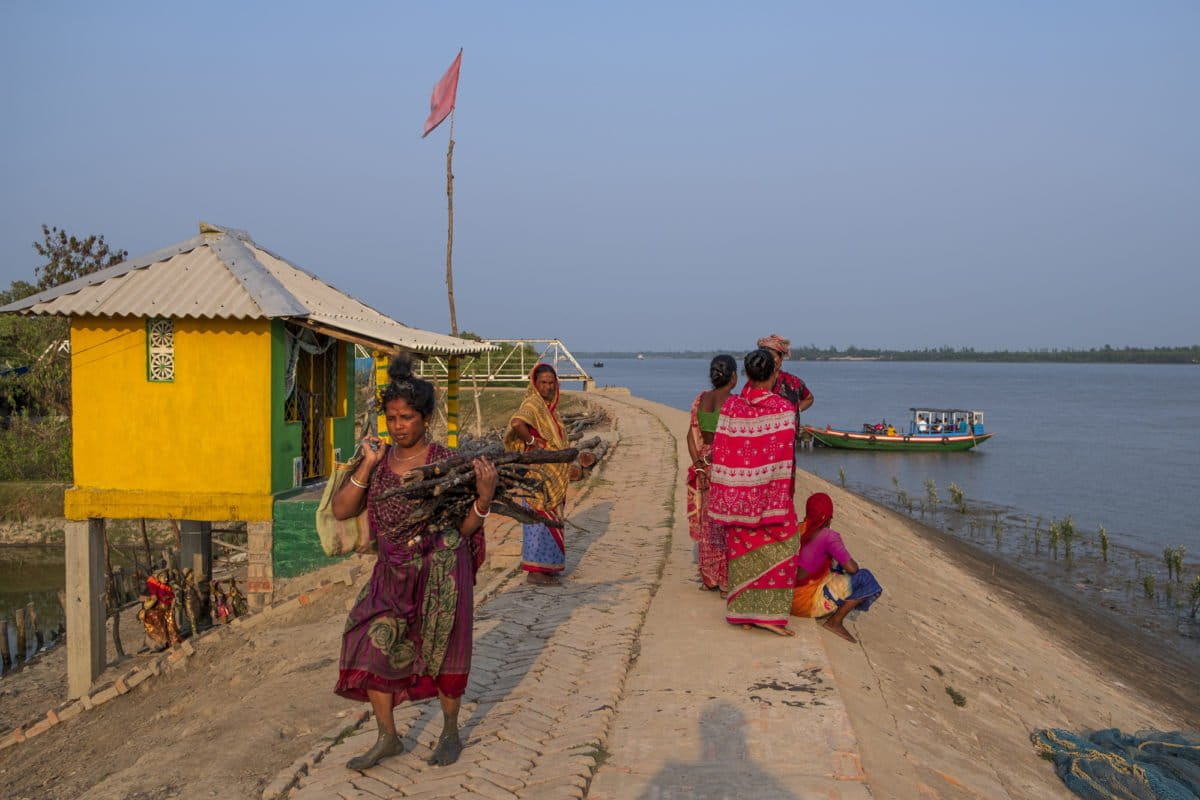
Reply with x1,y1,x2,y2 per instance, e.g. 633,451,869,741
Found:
331,357,498,771
504,364,570,585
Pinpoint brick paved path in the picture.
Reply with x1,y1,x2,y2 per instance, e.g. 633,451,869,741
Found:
290,397,675,799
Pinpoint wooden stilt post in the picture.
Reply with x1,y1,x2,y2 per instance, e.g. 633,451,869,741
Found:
66,518,106,698
447,356,460,449
26,602,40,652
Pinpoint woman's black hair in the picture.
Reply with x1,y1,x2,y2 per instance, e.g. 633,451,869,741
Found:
744,348,776,383
380,356,436,418
532,363,557,380
709,354,736,389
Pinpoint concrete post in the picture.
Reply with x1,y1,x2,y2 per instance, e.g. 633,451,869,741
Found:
180,520,212,623
246,520,274,610
65,518,106,698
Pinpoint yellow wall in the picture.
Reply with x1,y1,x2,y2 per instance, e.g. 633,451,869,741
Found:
67,316,273,519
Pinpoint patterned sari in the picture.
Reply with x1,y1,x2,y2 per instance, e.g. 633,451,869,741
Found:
708,386,799,628
335,442,478,703
686,392,726,590
503,366,570,574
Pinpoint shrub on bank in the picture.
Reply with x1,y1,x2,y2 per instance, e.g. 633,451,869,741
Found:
0,414,72,482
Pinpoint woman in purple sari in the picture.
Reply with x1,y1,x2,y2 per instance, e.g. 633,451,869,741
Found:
332,357,497,770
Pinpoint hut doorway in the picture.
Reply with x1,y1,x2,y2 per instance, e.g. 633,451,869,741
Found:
285,328,340,483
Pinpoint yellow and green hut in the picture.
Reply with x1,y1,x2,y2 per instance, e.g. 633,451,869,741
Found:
0,222,492,696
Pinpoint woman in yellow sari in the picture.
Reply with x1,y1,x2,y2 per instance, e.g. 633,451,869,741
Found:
504,364,570,585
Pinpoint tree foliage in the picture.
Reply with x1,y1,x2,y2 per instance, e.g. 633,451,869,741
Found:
1,225,128,416
31,224,127,291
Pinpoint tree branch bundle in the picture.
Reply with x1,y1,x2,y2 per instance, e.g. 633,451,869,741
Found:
375,445,579,528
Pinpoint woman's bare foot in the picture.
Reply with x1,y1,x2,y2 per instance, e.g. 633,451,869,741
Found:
525,572,561,586
428,729,463,766
742,623,794,637
346,731,404,771
822,618,857,643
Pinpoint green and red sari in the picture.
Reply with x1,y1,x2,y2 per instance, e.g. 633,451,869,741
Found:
708,386,799,629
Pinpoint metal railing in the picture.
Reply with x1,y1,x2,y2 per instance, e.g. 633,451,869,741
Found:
414,338,594,389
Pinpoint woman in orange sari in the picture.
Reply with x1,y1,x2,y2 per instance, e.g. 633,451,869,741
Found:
791,492,883,643
504,364,570,585
687,355,737,592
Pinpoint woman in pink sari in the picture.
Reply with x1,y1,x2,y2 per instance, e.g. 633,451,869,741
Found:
686,355,738,593
708,349,800,635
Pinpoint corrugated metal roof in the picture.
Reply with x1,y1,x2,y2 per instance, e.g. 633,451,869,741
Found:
0,223,494,356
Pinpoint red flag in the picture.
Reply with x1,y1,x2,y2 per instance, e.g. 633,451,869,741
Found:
422,49,462,138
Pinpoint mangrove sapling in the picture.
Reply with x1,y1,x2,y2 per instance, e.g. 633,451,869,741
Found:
1099,526,1109,563
1033,526,1041,555
1061,516,1075,562
1172,546,1186,582
925,479,939,508
1048,521,1060,560
838,467,846,488
1142,574,1156,602
1188,576,1200,619
1164,547,1176,582
948,483,966,513
993,516,1004,549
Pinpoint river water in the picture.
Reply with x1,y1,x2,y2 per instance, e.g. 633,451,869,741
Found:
589,357,1199,558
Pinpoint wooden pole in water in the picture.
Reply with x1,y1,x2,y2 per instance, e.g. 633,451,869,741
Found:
0,617,10,669
26,602,40,651
13,606,26,662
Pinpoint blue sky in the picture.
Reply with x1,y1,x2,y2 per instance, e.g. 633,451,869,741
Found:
2,1,1197,351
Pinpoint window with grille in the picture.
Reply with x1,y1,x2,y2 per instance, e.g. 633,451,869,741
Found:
147,318,175,382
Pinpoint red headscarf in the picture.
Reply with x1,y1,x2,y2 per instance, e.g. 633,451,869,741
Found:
800,492,834,545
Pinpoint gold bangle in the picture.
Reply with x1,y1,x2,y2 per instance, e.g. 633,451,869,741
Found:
349,475,369,489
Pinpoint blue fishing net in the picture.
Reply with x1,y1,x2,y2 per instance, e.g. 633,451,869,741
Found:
1032,728,1200,799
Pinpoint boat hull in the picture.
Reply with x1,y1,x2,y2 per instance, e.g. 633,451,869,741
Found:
804,426,992,452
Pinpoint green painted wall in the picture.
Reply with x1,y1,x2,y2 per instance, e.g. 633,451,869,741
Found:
269,320,302,495
272,495,348,578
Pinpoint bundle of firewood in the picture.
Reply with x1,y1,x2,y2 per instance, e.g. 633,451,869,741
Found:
567,436,611,481
562,408,610,442
375,442,579,528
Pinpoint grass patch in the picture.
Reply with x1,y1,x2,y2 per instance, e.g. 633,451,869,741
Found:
0,481,66,521
945,686,967,707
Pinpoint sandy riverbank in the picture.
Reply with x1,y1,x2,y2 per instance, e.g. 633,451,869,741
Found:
599,393,1198,799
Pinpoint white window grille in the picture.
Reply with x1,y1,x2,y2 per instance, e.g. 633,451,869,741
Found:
147,317,175,382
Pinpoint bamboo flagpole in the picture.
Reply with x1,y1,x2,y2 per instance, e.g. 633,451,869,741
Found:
424,49,464,447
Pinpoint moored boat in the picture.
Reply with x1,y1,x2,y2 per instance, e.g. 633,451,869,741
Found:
804,408,992,452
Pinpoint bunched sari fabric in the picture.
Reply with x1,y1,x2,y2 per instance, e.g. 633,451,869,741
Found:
686,392,726,590
503,366,569,574
791,493,883,617
708,386,799,627
335,443,477,704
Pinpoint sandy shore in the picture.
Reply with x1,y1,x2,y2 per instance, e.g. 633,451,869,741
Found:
0,390,1195,799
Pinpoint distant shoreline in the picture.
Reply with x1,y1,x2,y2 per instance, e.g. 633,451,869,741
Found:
579,347,1200,365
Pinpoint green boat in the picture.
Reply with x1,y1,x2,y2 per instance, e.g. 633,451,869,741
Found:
804,408,993,452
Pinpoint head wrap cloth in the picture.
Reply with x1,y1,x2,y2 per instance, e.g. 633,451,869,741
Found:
757,334,791,359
